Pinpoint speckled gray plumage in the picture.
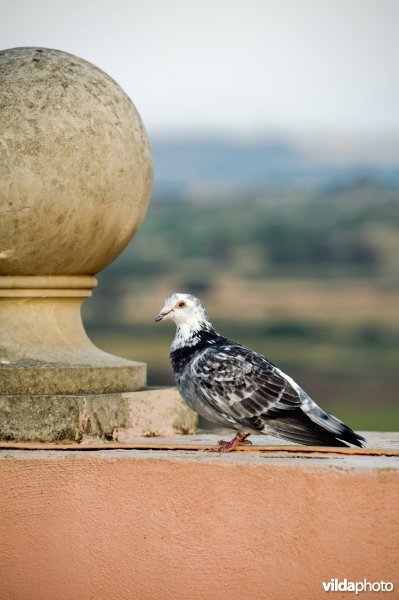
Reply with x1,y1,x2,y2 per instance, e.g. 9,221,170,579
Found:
158,293,366,448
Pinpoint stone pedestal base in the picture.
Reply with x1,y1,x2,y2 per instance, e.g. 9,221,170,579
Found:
0,276,146,394
0,387,198,443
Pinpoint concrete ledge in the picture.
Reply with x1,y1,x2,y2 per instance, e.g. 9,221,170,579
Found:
0,432,397,600
0,387,198,442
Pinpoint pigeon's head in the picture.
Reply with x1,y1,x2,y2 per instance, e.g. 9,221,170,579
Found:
155,293,209,327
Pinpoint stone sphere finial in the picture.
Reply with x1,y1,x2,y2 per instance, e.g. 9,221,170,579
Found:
0,47,152,275
0,47,153,396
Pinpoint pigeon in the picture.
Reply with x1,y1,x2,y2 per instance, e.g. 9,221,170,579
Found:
155,292,366,452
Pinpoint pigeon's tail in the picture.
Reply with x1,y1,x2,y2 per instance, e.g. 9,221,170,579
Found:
306,404,366,447
267,408,366,448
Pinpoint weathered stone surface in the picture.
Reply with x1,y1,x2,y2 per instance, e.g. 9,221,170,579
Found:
0,388,198,442
0,48,153,395
112,388,199,439
0,363,147,395
0,47,152,275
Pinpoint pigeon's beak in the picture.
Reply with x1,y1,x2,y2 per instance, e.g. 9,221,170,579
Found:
155,308,172,322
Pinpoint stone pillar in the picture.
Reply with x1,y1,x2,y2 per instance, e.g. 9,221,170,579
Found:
0,47,197,441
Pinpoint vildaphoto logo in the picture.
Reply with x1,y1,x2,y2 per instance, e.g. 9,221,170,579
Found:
322,579,394,594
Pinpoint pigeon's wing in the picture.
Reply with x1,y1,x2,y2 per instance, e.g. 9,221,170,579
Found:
190,343,302,428
191,343,358,446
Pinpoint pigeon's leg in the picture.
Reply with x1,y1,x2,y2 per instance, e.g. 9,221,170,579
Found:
206,432,252,453
235,435,253,446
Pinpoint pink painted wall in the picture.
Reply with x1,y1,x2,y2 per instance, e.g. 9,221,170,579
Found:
0,451,398,600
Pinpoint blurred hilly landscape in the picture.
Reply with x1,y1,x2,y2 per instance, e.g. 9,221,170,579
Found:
150,135,399,195
84,135,399,431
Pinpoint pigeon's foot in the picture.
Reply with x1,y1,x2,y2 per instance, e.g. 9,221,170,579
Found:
205,432,252,453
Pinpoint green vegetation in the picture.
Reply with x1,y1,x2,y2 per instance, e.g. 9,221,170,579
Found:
85,180,399,431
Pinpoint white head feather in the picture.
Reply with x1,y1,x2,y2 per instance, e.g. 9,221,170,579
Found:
155,293,212,350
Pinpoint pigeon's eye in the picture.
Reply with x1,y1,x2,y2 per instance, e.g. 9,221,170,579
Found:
177,301,186,308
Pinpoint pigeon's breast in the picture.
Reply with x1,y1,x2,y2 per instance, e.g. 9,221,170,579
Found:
170,345,202,379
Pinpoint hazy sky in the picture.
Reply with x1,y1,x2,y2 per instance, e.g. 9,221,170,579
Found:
1,0,399,137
